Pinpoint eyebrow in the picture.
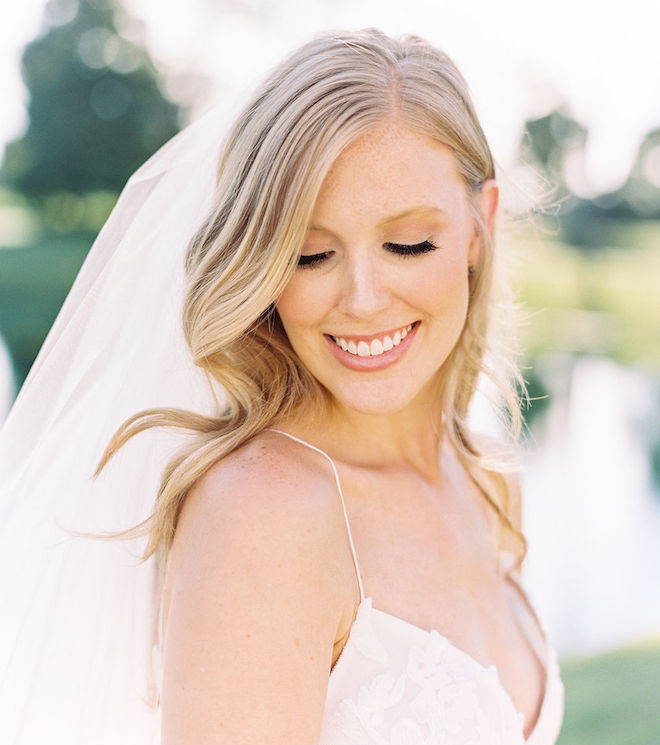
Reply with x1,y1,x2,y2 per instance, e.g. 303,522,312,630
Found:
379,206,448,227
308,206,447,233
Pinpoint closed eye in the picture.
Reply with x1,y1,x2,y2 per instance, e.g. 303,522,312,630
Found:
297,251,330,268
384,240,438,256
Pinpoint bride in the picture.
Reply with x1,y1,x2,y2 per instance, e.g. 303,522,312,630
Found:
0,29,563,745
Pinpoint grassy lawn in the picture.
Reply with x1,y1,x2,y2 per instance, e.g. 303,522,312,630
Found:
509,224,660,371
557,639,660,745
0,232,92,385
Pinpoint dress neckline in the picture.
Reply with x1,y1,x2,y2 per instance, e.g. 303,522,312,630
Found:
332,593,554,744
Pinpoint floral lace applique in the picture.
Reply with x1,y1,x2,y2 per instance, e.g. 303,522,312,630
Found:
327,618,526,745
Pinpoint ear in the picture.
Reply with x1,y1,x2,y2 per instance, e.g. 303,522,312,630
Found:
468,179,499,266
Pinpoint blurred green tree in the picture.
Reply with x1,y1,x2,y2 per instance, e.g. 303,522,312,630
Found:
518,108,634,248
520,107,587,200
619,128,660,218
519,107,660,246
1,0,183,203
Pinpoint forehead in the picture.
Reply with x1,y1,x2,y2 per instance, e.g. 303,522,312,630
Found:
312,120,467,227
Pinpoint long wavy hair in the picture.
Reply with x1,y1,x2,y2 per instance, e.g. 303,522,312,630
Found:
97,28,527,565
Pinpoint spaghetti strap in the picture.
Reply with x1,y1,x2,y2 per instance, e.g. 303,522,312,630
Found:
266,428,365,602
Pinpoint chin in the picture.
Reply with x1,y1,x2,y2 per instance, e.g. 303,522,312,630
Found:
327,378,429,418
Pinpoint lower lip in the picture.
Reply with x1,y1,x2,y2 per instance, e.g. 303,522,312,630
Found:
324,322,420,372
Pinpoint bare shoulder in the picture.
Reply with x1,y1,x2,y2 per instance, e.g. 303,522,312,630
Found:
177,429,346,546
161,430,353,744
168,429,350,609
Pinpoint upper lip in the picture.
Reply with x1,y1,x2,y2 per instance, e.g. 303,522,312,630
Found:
325,322,417,343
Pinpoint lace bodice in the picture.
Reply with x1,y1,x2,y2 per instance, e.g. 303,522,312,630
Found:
321,595,563,744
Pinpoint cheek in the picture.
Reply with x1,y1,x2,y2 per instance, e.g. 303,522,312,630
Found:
275,275,334,333
414,256,470,324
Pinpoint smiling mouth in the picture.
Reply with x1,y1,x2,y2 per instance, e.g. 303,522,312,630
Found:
328,322,417,357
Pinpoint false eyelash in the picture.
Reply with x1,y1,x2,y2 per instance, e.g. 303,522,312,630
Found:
385,240,439,256
297,252,330,267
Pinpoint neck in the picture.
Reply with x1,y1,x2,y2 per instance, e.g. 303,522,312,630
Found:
276,389,446,483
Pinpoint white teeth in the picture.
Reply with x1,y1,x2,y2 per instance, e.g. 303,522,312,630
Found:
370,339,384,355
331,323,415,357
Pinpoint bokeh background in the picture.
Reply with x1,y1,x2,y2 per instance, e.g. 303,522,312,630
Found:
1,1,659,741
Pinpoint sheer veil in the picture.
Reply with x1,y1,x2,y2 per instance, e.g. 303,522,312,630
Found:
0,105,230,744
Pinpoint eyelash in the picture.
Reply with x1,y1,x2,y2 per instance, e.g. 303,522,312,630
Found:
387,240,439,257
297,240,439,268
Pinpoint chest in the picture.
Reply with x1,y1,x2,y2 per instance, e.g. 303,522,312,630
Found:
332,467,546,738
345,462,501,614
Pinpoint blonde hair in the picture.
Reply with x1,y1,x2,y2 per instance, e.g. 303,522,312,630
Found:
98,28,527,565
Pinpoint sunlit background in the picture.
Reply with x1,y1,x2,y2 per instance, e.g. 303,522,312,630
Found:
1,1,659,742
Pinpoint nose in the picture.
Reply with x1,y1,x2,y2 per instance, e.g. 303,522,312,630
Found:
338,250,392,320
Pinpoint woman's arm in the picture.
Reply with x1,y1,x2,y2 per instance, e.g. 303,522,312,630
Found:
160,438,349,745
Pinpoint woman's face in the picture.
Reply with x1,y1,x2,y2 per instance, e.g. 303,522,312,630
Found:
275,120,498,417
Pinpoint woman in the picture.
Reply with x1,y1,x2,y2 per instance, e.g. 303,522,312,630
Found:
0,29,563,745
